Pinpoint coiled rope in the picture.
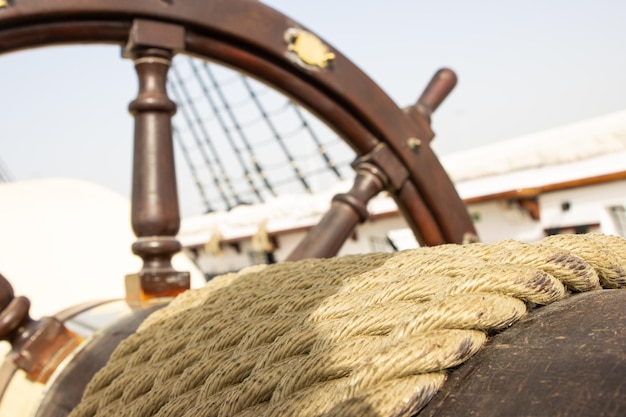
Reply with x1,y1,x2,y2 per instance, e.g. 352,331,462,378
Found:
70,233,626,417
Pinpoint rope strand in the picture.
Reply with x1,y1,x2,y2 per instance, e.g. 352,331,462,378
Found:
70,233,626,417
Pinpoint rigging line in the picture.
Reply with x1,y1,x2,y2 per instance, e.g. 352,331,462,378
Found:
301,164,352,178
267,172,327,189
231,101,292,130
249,123,311,150
170,73,234,210
333,157,356,169
212,93,257,110
289,103,344,180
193,60,272,200
172,127,214,213
284,147,341,163
169,68,236,210
206,71,242,87
262,162,349,185
240,76,313,193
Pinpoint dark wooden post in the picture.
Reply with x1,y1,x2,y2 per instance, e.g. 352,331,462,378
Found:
287,144,408,260
123,20,190,306
285,162,387,260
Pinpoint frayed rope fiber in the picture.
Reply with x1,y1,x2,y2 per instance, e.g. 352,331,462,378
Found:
70,233,626,417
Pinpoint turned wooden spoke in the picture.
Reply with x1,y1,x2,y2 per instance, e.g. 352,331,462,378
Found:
123,20,190,306
287,143,407,260
286,164,385,260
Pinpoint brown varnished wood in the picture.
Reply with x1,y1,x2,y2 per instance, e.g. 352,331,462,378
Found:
123,20,190,303
34,304,165,417
396,181,448,245
406,68,458,137
0,273,81,384
287,159,389,260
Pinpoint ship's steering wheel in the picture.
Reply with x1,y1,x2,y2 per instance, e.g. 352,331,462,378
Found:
0,0,475,272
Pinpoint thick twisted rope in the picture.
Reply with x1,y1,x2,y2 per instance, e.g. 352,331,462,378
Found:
70,233,626,417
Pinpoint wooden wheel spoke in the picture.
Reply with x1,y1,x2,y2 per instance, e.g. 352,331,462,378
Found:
123,20,190,306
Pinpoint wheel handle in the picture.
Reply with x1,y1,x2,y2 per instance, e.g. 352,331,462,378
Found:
0,273,81,383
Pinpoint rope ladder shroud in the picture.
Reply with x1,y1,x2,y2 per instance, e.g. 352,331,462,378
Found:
169,57,355,214
69,233,626,417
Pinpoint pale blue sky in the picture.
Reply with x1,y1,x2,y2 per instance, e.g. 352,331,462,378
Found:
1,0,625,216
